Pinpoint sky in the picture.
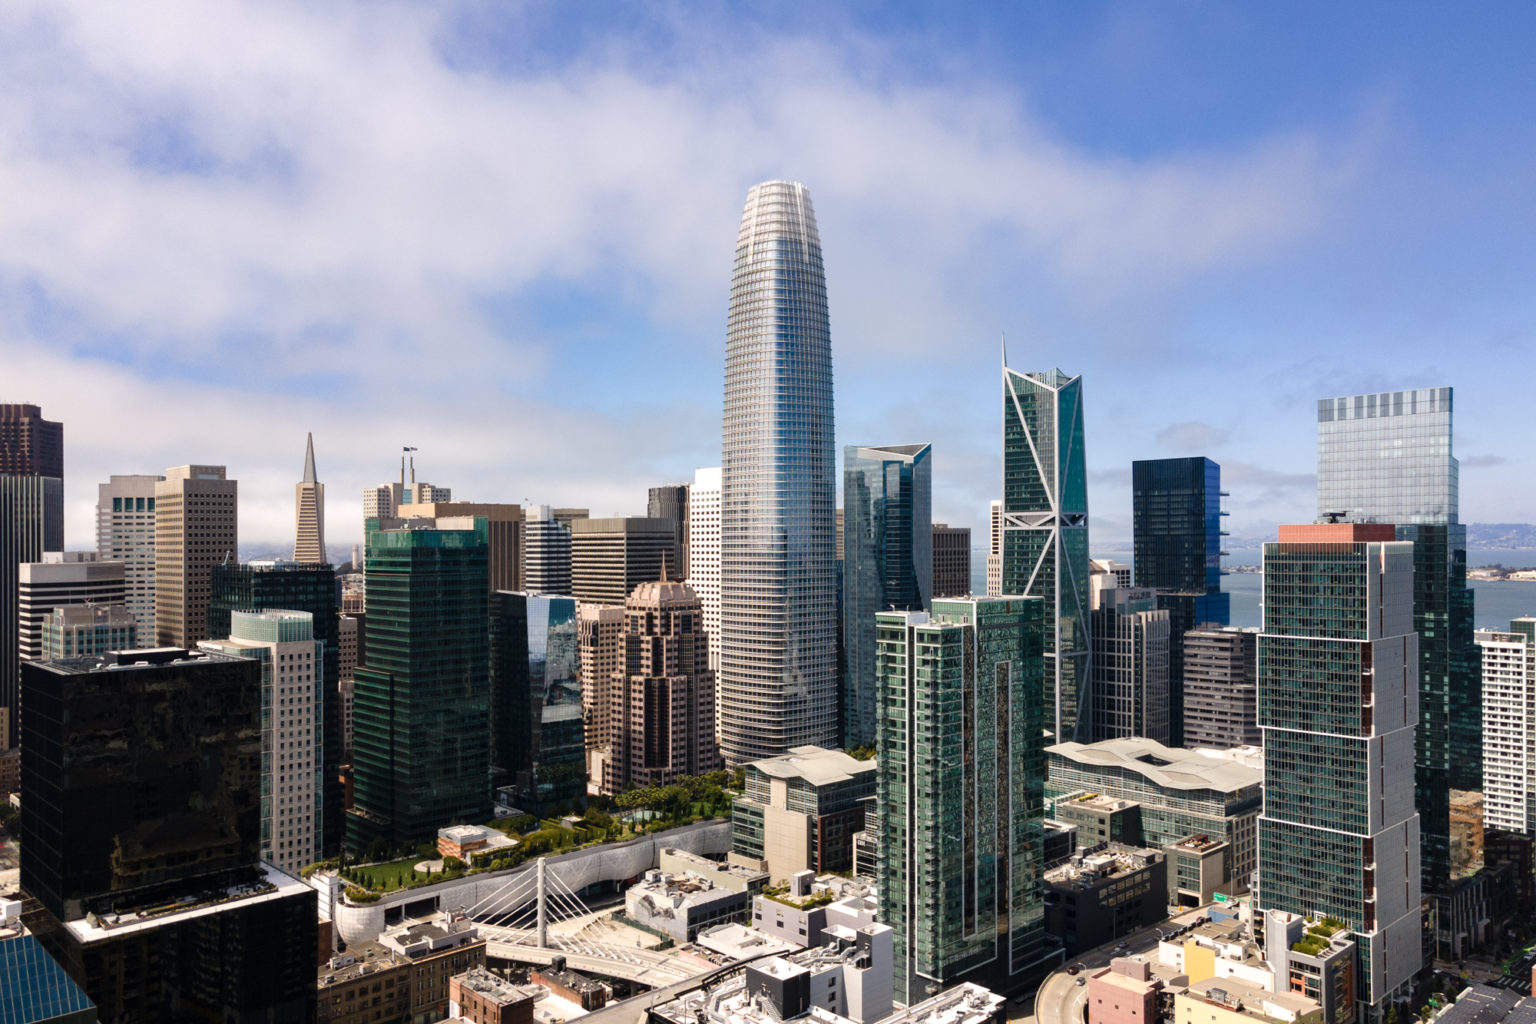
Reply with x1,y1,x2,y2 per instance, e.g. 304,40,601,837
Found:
2,2,1532,554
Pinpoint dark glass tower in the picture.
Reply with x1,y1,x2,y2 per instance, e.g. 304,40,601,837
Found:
842,442,931,748
1,404,64,749
1131,456,1230,745
490,592,586,814
1316,387,1477,899
348,519,491,851
719,180,837,764
209,559,344,857
1001,365,1089,743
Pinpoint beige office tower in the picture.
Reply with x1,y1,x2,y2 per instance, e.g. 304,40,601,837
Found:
986,499,1002,597
294,433,325,564
601,578,719,793
578,603,625,786
18,553,127,664
569,516,677,606
96,473,165,638
155,465,237,647
399,502,522,592
686,468,722,672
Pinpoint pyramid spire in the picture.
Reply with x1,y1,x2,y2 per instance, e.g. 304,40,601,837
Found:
301,432,318,483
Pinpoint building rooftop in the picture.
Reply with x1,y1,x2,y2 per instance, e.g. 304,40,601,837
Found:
68,862,308,944
1058,793,1139,814
319,940,404,987
810,982,1004,1024
1171,834,1229,854
1185,977,1323,1024
31,647,252,675
454,966,538,1006
748,746,877,788
695,922,802,960
1048,738,1262,793
1433,985,1536,1024
1046,846,1162,888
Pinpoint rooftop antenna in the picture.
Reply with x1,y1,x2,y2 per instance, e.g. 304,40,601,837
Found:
1000,331,1008,369
402,446,417,488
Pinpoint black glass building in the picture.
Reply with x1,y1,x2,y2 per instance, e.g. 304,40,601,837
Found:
348,518,491,851
209,559,344,857
491,591,586,814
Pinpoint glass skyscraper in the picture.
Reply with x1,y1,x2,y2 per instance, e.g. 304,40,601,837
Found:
491,591,586,814
1316,386,1478,898
842,442,931,748
1256,523,1421,1013
876,597,1055,1002
719,180,837,764
1001,366,1090,743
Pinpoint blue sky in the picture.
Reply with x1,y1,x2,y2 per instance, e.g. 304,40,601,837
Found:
1,2,1531,551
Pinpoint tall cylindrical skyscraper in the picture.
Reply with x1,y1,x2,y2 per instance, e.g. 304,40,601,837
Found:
719,180,837,764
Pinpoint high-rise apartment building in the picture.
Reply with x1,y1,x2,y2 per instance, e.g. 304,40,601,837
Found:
1086,570,1170,744
1,404,63,750
1001,366,1090,743
209,559,343,856
987,499,1002,597
1475,620,1536,836
648,484,690,579
19,648,316,1020
349,518,490,850
718,180,837,765
524,505,573,595
843,443,932,749
570,517,678,605
202,611,324,874
877,597,1054,1000
931,523,971,598
17,553,126,666
401,501,523,592
154,464,237,648
294,433,325,564
1257,523,1421,1012
601,578,719,792
491,592,584,813
686,467,722,672
96,473,163,638
1181,626,1260,749
1316,386,1477,898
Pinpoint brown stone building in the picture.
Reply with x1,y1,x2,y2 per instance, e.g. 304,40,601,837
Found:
570,517,678,604
154,464,237,647
448,967,537,1024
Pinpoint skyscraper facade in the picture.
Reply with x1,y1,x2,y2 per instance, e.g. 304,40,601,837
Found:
491,592,585,813
524,504,573,595
0,403,64,478
1001,366,1090,743
1474,620,1536,836
154,464,237,648
1256,523,1421,1012
1086,570,1170,744
1181,626,1261,750
686,467,723,672
1316,386,1477,898
842,443,932,749
648,484,690,578
569,516,678,604
294,432,325,564
986,499,1002,597
719,180,837,764
18,553,126,665
96,473,163,639
401,501,524,592
876,597,1054,1001
931,523,971,599
349,518,491,850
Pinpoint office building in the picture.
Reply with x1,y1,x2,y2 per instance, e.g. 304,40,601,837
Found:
19,648,317,1021
649,483,690,578
877,597,1055,1000
1001,365,1090,743
1317,387,1478,898
569,516,677,605
18,554,126,665
1043,847,1167,954
719,180,838,764
578,602,625,772
1046,738,1262,890
1182,626,1261,750
687,467,723,672
601,578,719,792
1257,522,1421,1012
1087,568,1170,744
932,524,971,598
1475,621,1536,836
491,591,584,814
209,558,344,856
95,473,163,638
0,907,97,1024
291,432,326,564
843,443,932,749
1,404,64,750
987,499,1002,597
349,518,491,850
730,745,877,884
363,452,450,535
524,504,572,595
154,464,237,647
399,500,523,593
201,610,324,874
40,604,137,659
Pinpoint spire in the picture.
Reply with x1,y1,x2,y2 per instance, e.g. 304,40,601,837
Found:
302,432,317,483
1000,331,1008,369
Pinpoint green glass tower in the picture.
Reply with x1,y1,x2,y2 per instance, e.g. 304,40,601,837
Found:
347,518,491,852
876,596,1056,1002
1001,364,1089,743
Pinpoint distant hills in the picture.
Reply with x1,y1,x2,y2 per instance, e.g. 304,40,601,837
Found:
1468,523,1536,550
